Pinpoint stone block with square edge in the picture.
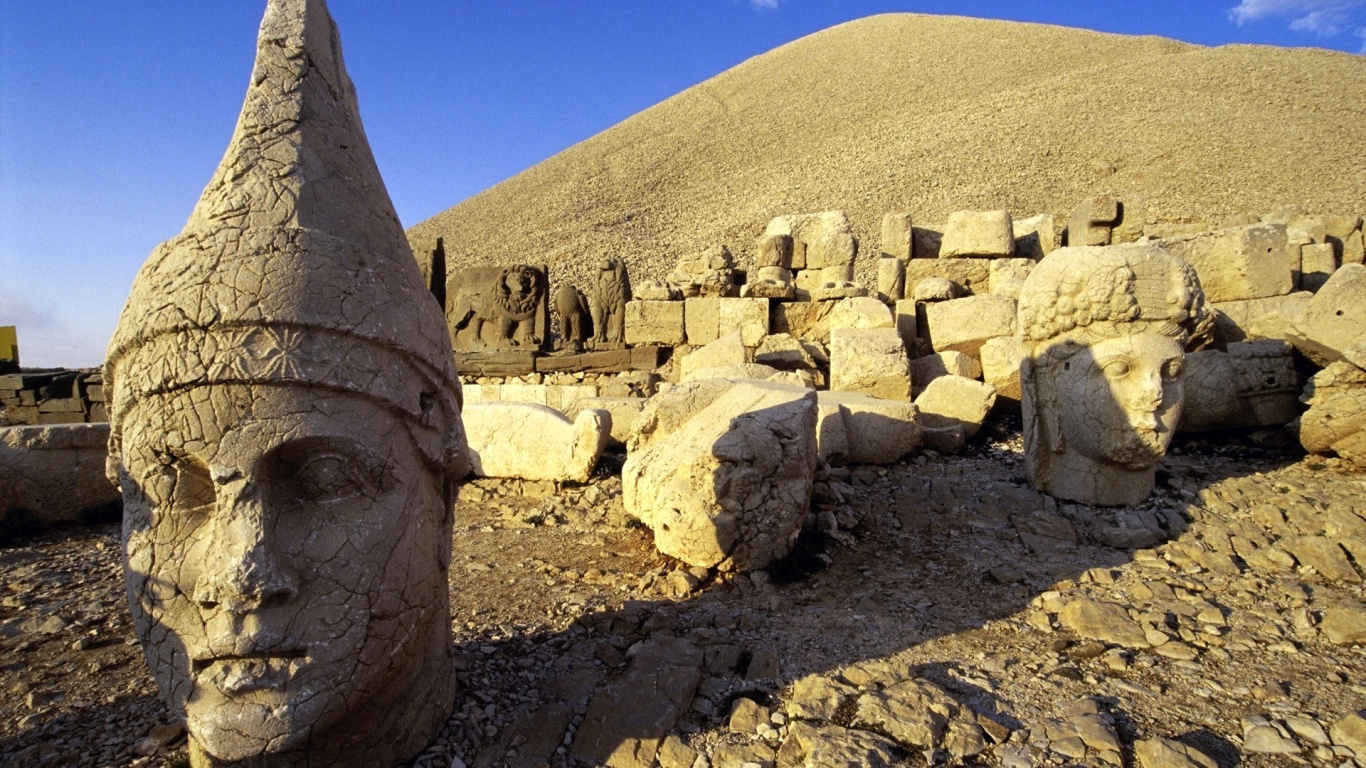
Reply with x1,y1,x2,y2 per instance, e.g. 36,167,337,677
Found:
1210,292,1312,346
815,391,922,466
567,396,646,448
910,352,982,392
940,210,1015,258
1069,195,1120,247
806,231,858,270
755,333,826,370
680,332,748,380
881,213,913,261
828,297,894,331
914,375,996,440
1180,340,1300,432
684,297,721,345
499,384,549,406
773,300,838,344
829,327,912,401
904,258,989,296
1300,242,1337,292
764,210,852,271
755,233,793,269
0,423,120,526
979,335,1025,405
877,257,905,303
1013,214,1056,260
626,300,686,347
1156,222,1292,302
717,297,771,347
923,294,1017,356
1286,263,1366,367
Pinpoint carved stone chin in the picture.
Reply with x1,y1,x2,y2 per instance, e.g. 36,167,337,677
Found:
1018,244,1210,507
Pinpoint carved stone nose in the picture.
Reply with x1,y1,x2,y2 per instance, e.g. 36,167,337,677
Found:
192,476,297,613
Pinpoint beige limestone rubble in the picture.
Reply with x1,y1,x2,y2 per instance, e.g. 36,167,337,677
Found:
1018,244,1210,506
829,328,913,401
910,352,981,390
814,391,922,466
755,233,794,269
464,403,609,483
914,375,996,439
680,332,748,381
1210,291,1312,346
102,1,463,763
912,278,957,302
980,336,1026,405
1285,263,1366,367
923,294,1016,356
1300,242,1338,292
1156,222,1291,302
623,380,817,570
905,258,989,296
685,297,769,347
754,334,826,371
633,279,683,302
940,210,1015,258
989,258,1036,299
828,296,894,331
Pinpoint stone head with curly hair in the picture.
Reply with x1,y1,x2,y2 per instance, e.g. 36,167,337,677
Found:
1017,243,1211,506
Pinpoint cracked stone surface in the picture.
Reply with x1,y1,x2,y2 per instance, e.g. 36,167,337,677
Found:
1018,244,1212,506
101,0,464,764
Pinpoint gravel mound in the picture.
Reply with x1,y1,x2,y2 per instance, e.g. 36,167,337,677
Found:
408,13,1366,295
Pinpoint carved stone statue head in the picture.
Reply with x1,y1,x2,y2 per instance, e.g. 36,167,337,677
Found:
1018,243,1209,506
103,1,464,765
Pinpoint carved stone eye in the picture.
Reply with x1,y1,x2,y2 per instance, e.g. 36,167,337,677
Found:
1102,360,1131,378
1163,360,1184,380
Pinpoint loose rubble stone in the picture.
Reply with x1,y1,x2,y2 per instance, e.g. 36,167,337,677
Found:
912,276,958,302
829,327,912,401
910,351,982,388
1211,291,1312,345
567,397,646,447
780,722,899,767
1180,340,1300,432
1287,263,1366,367
1322,601,1366,645
1014,213,1057,259
1242,716,1301,753
815,391,922,465
1330,711,1366,756
1296,361,1366,466
980,335,1025,405
1058,598,1151,648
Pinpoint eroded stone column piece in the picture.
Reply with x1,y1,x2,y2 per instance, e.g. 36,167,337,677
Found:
1017,244,1210,506
103,1,464,765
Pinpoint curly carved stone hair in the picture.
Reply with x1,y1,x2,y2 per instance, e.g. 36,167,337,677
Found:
1018,244,1211,349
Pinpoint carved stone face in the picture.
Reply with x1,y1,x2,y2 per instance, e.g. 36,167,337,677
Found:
117,383,448,762
1047,332,1185,469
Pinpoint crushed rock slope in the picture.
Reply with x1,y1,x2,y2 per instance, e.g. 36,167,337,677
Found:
408,13,1366,293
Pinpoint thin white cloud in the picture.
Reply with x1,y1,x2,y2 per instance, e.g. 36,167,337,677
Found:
1230,0,1365,33
750,0,781,10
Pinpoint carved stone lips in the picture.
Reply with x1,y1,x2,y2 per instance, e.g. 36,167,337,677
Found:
193,648,309,695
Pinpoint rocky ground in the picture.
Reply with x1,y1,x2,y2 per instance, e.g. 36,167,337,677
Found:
2,428,1365,768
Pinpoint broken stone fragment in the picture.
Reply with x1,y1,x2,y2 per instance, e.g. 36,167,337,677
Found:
915,375,996,439
829,327,912,401
828,296,894,331
623,379,816,570
881,212,913,261
1155,222,1292,302
464,403,608,483
1295,360,1366,467
815,391,922,465
1180,340,1300,432
1286,263,1366,366
625,300,686,346
679,331,748,380
923,294,1016,356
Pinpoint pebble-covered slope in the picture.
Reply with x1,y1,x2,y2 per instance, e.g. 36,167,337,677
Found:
408,13,1366,293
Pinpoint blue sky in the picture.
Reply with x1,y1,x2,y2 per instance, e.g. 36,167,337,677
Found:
2,1,1363,368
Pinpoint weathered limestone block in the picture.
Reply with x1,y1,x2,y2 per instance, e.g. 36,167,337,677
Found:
810,280,868,301
829,328,912,401
940,210,1015,258
1013,213,1056,260
1112,195,1147,244
1069,195,1120,247
625,300,686,347
915,376,996,439
923,295,1017,356
670,245,738,298
1156,222,1292,302
1018,244,1210,506
815,392,921,466
742,265,795,300
989,258,1036,299
904,258,989,296
1296,361,1366,467
881,213,913,261
567,397,646,447
449,264,550,351
1180,341,1300,432
806,231,858,270
102,1,463,764
829,296,894,330
465,403,609,483
1211,292,1312,346
913,225,944,259
894,300,919,352
755,333,827,370
499,383,550,406
764,211,852,271
685,297,769,346
980,336,1025,405
1340,229,1365,266
1286,263,1366,367
547,384,598,414
683,363,797,384
623,380,817,570
877,257,905,303
680,332,748,380
0,424,119,527
910,352,982,389
772,300,837,343
1300,242,1338,292
755,233,793,269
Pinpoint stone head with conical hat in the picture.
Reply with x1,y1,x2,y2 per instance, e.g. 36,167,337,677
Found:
1017,243,1210,507
104,1,463,764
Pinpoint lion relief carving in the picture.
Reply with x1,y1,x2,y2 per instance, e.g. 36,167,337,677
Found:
448,264,548,350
